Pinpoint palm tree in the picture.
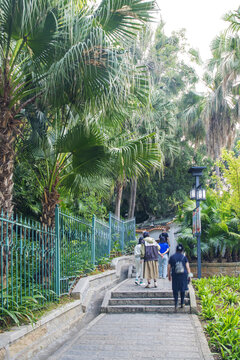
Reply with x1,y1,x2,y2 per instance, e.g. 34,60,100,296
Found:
0,0,157,279
0,0,57,214
183,71,239,170
23,113,162,225
0,0,157,216
29,119,110,227
111,133,162,217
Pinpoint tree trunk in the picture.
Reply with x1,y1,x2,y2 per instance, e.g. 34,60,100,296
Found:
128,177,137,219
41,186,60,229
115,180,123,219
225,246,232,263
0,113,16,214
39,184,60,284
217,246,222,263
0,109,16,277
231,248,238,262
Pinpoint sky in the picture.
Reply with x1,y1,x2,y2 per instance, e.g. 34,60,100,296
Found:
155,0,240,62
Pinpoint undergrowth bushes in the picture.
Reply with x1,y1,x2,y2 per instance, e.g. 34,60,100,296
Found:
193,276,240,360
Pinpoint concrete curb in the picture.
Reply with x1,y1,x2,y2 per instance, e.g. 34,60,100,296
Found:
101,279,130,312
48,313,106,360
0,300,82,348
191,315,214,360
0,300,84,360
189,283,198,314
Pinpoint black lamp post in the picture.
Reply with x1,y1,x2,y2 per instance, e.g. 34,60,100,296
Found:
188,166,206,278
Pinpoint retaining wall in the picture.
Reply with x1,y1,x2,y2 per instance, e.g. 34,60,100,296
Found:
0,255,134,360
190,262,240,277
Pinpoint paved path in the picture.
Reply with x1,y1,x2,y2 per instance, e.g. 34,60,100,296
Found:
40,281,213,360
49,312,213,360
119,277,172,291
47,280,213,360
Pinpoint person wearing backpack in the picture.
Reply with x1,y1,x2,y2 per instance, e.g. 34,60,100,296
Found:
134,237,145,285
168,244,192,311
142,231,160,288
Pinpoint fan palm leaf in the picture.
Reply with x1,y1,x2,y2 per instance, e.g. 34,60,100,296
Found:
0,0,157,215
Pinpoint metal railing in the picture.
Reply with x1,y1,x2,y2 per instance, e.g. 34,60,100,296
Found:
0,208,135,310
0,211,57,313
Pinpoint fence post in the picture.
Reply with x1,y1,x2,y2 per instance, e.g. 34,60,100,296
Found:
108,212,112,256
121,220,124,252
55,205,60,298
91,215,96,265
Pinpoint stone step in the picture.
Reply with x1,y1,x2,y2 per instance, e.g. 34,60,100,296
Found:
109,298,190,306
111,291,189,298
106,305,191,313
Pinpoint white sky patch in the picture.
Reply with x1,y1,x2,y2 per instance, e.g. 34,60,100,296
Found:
155,0,240,62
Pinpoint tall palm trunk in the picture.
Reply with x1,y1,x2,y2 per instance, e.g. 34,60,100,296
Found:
0,124,15,275
0,71,17,276
0,63,16,214
0,122,15,214
41,185,60,229
115,180,123,218
128,177,137,219
40,182,60,283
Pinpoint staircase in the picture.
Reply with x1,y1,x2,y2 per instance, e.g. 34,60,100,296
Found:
101,266,191,314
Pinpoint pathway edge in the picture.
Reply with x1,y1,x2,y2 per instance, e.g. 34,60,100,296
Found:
191,314,214,360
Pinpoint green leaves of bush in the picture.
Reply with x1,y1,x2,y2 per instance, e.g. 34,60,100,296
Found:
0,293,46,328
194,276,240,360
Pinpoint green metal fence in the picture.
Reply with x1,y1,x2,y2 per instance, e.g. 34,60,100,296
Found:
57,207,93,295
1,208,135,310
0,211,57,314
57,209,136,295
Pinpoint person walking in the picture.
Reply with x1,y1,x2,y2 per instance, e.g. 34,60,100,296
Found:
142,231,160,288
160,226,170,246
134,237,144,285
158,234,169,279
168,244,192,311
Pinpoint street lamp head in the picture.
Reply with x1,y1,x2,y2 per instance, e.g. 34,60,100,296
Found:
190,185,206,201
188,166,206,177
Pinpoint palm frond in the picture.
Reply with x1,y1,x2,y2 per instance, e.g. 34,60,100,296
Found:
95,0,157,42
109,133,162,178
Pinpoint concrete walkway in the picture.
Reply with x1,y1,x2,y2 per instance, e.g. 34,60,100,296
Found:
119,277,173,292
48,312,213,360
46,279,213,360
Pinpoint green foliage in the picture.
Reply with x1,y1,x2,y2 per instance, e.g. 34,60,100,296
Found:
0,286,46,328
217,142,240,218
125,22,207,221
176,188,240,262
61,192,108,223
124,240,137,255
13,161,42,218
194,276,240,360
176,143,240,262
135,143,210,222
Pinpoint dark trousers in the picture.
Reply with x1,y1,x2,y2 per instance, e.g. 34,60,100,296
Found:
173,290,185,307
